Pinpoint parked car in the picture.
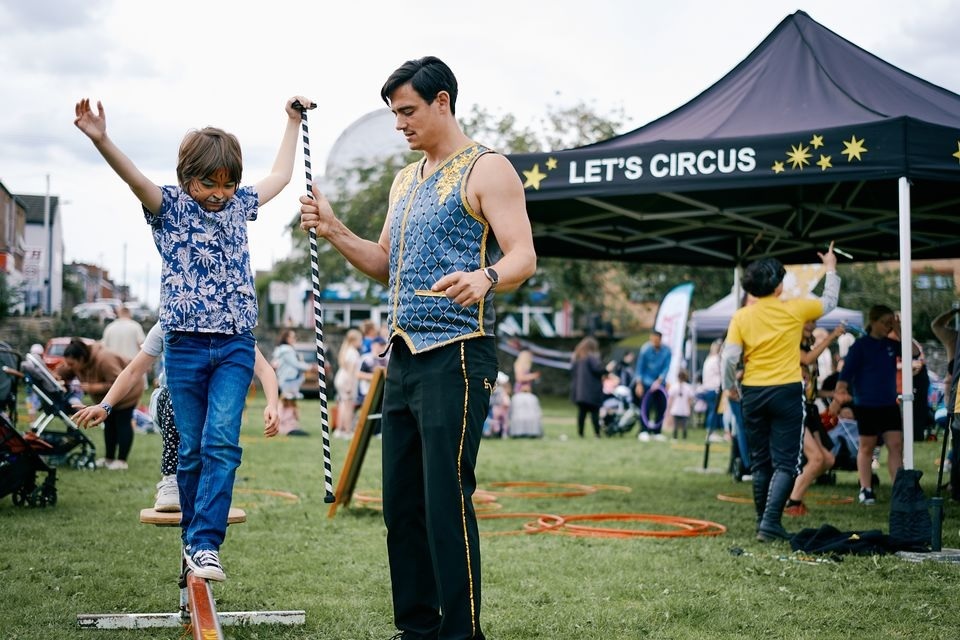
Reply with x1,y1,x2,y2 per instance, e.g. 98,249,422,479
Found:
72,302,117,322
42,336,96,370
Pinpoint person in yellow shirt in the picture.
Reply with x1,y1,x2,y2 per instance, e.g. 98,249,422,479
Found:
721,243,840,542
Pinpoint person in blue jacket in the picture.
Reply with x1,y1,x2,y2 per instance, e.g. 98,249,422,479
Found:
634,330,671,439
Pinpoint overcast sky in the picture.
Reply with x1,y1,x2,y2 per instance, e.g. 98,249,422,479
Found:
2,0,958,309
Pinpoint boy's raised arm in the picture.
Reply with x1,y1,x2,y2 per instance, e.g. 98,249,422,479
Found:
74,99,163,214
255,95,313,206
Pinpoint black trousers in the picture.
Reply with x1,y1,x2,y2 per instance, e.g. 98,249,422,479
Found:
741,382,804,476
103,405,135,461
382,337,496,640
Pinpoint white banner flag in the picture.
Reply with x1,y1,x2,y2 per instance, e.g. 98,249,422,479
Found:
654,282,695,386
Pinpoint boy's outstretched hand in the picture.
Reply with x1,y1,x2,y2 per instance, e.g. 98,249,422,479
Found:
74,98,106,143
72,403,107,429
263,405,279,437
285,95,314,119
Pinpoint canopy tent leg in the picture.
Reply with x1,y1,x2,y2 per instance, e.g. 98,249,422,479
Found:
899,176,915,469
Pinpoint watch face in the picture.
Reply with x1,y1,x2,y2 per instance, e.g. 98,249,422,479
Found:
487,267,499,284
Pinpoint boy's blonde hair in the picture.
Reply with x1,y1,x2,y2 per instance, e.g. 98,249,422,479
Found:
176,127,243,190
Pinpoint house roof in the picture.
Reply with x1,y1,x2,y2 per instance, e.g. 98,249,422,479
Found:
17,194,60,225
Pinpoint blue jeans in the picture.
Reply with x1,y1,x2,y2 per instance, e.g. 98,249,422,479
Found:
164,331,255,551
699,389,720,432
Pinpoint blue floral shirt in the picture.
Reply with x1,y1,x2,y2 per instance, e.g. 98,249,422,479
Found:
144,185,259,333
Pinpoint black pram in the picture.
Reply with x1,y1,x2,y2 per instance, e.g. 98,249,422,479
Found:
0,411,57,507
19,353,97,470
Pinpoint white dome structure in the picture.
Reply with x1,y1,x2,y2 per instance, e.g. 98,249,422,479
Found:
321,109,409,194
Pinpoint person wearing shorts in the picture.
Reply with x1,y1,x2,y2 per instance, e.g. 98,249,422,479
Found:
832,304,904,505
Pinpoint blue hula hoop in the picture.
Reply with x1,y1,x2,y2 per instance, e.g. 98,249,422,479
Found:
639,387,668,431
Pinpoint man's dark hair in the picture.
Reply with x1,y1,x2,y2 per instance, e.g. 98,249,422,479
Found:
741,257,786,297
381,56,458,114
651,330,663,339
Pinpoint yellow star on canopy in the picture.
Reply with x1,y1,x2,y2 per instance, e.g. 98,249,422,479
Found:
810,134,824,149
817,154,832,171
786,143,811,170
772,160,785,174
952,141,960,163
545,156,558,170
841,135,868,161
522,163,548,190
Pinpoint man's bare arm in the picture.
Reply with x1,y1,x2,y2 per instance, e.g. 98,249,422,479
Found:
299,183,391,285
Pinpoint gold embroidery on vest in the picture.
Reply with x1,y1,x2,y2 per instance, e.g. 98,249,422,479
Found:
393,164,418,203
435,147,478,202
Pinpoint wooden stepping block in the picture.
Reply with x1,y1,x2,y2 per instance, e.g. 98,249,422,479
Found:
139,507,247,526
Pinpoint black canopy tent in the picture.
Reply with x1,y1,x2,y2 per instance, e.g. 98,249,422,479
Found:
507,10,960,464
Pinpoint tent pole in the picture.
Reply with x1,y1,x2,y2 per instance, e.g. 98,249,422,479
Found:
899,176,915,469
732,266,742,310
690,320,699,401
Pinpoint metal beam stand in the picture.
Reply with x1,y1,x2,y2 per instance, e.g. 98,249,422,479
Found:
77,508,305,637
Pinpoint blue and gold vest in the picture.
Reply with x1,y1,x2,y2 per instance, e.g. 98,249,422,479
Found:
387,143,500,353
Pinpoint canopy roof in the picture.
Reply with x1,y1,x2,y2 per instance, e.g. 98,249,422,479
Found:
508,11,960,266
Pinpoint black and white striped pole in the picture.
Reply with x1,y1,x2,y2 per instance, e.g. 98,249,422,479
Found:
293,100,335,503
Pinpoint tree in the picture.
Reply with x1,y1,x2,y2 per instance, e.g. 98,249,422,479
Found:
261,154,417,305
835,262,953,342
0,271,19,323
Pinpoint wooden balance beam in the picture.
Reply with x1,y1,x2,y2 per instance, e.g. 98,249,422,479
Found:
77,507,305,637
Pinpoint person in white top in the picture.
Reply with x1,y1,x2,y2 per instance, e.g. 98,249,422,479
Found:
334,329,363,438
669,370,695,439
101,305,145,362
699,340,723,439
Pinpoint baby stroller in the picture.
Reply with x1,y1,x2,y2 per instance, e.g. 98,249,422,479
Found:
600,385,639,437
18,353,97,470
0,411,57,507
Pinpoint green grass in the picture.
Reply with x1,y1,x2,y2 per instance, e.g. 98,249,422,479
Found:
2,393,958,639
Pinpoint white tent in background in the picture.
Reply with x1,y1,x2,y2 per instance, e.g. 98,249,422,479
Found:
690,292,864,341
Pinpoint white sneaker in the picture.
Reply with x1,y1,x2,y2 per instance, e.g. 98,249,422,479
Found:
652,433,668,442
154,474,180,512
105,459,128,470
638,432,651,442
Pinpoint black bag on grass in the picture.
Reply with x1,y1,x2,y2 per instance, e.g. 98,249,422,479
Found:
888,468,931,551
790,524,893,556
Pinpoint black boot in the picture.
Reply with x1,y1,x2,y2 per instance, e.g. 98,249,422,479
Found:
757,470,795,542
751,468,771,529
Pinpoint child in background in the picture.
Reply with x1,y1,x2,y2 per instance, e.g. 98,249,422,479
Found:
334,329,363,438
669,370,695,439
271,329,312,436
74,93,311,581
25,344,44,418
483,372,512,438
